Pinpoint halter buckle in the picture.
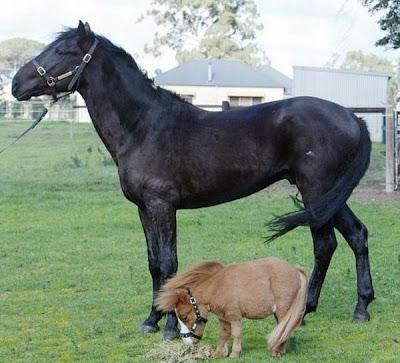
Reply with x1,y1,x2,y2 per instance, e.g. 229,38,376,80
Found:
83,53,92,63
190,296,197,305
37,66,46,76
47,77,56,87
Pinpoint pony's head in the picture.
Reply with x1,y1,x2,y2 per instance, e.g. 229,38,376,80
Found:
12,21,96,101
156,288,208,345
156,260,223,344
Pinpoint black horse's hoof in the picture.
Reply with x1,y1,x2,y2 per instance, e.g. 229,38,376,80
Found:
139,323,160,334
352,311,370,322
162,328,180,341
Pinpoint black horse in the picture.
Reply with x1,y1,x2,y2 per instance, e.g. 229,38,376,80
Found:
12,22,374,339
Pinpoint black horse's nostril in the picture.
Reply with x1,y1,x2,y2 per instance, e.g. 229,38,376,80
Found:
12,78,20,96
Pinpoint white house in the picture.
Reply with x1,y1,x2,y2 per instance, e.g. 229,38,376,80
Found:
154,59,292,111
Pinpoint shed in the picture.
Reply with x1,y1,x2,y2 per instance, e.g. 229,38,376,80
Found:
293,66,392,142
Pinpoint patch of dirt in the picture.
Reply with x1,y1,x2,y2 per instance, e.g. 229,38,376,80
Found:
265,183,400,203
351,184,400,202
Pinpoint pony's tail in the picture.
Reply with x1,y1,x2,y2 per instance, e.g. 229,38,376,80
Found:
267,268,307,353
265,115,371,242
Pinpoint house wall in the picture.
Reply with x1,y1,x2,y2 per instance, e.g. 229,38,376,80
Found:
160,85,284,111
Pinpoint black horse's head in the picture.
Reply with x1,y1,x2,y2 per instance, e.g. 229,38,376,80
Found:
12,21,96,101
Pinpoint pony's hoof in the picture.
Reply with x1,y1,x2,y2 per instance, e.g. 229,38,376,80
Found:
229,351,240,359
139,323,160,334
352,311,370,322
161,328,180,341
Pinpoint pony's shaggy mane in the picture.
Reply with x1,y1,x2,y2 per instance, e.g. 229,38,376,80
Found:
162,261,224,291
156,260,224,312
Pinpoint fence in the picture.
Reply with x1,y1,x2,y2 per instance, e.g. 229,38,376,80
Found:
1,99,398,190
0,99,77,122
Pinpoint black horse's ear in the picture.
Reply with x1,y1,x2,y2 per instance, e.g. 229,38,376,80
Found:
77,20,92,40
77,20,86,39
84,22,91,35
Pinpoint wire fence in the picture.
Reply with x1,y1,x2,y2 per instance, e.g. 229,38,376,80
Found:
0,101,398,189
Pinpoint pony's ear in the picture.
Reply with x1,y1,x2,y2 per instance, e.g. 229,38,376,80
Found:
176,288,189,302
155,289,179,312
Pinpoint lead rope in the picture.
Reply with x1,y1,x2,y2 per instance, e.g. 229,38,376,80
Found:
0,92,71,155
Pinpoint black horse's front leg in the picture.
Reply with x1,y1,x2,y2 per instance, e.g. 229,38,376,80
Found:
138,201,179,340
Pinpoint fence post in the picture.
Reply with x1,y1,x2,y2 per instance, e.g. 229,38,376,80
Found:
385,84,395,193
222,101,230,110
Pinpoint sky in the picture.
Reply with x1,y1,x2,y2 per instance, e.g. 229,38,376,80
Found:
0,0,398,78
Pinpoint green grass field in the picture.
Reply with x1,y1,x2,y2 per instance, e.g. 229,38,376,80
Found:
0,121,399,362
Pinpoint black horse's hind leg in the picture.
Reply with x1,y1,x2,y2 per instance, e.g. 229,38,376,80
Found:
306,222,338,315
138,203,179,340
334,204,374,321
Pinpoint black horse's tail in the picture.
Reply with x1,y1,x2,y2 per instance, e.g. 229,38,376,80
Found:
265,115,371,243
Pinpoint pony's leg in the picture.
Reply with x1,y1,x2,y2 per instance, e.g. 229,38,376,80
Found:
306,222,338,315
212,320,231,358
269,306,290,356
271,342,287,357
229,320,242,358
334,204,374,321
138,203,179,340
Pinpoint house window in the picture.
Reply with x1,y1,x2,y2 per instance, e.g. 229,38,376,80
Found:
180,94,194,103
229,96,263,107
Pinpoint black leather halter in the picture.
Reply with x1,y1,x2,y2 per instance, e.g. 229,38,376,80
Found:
179,289,208,341
31,38,99,101
0,39,99,155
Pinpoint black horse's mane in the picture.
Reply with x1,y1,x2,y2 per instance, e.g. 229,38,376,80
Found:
55,28,186,103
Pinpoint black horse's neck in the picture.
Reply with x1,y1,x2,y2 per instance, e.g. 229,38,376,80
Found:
77,40,191,160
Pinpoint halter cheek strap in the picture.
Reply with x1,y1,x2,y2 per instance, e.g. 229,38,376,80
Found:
68,38,99,91
179,289,208,341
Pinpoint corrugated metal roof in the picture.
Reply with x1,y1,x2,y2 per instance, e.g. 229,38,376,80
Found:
293,66,393,78
154,59,285,88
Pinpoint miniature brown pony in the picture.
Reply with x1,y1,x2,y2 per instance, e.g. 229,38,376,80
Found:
156,257,307,358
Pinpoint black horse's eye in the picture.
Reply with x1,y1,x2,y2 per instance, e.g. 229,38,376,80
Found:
56,48,65,55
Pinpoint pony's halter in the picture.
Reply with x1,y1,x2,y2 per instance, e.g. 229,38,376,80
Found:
31,38,99,101
179,289,208,341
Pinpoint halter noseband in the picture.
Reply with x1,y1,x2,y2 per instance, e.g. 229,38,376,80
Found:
31,38,99,101
180,289,208,341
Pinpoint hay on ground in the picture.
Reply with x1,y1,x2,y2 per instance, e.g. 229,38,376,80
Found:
146,341,214,362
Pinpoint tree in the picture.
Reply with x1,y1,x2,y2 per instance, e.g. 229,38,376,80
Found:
326,50,398,102
0,38,45,95
360,0,400,49
338,50,395,73
139,0,268,67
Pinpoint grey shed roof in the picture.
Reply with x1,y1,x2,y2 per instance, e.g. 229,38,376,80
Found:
154,59,285,88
